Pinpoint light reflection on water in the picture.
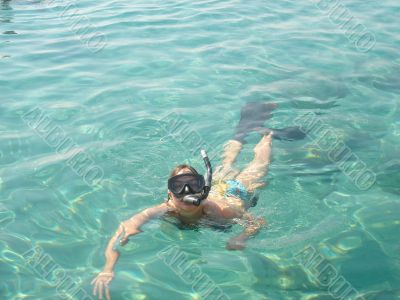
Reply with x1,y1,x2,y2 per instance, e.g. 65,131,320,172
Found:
0,0,399,299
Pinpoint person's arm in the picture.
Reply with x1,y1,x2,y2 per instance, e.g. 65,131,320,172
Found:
92,203,168,300
119,203,168,245
226,212,266,250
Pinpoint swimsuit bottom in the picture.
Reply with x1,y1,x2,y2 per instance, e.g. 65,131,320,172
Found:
212,180,251,202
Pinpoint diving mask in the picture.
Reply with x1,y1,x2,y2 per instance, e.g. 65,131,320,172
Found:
168,150,212,206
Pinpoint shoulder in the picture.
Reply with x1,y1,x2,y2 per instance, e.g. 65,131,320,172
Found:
201,197,217,210
145,202,169,216
201,198,219,214
201,197,226,218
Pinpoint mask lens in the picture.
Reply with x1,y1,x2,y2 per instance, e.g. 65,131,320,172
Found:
171,177,187,194
168,174,205,195
186,176,204,193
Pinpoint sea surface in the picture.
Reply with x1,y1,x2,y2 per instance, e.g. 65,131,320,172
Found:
1,0,399,299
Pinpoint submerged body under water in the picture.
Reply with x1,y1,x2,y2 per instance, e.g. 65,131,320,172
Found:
162,214,234,232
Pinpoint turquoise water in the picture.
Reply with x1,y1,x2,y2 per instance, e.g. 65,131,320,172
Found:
1,0,400,299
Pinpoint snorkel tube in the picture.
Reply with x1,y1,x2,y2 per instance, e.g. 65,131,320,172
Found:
182,150,212,206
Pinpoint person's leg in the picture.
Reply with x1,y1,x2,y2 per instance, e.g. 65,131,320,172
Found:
235,132,273,192
213,139,242,181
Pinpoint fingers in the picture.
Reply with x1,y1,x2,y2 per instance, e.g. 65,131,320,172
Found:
92,274,114,300
105,284,111,300
97,281,103,300
104,276,112,300
92,279,98,297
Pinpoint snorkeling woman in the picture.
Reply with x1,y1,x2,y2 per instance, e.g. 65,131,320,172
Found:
91,102,305,300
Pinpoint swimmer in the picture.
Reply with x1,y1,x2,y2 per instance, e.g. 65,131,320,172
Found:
92,102,304,300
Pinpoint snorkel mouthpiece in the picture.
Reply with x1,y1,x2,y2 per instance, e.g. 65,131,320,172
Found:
181,149,213,206
182,195,201,206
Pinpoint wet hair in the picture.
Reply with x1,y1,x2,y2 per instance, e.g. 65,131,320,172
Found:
169,164,198,178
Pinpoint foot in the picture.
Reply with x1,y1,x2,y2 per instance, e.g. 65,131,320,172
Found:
256,127,273,136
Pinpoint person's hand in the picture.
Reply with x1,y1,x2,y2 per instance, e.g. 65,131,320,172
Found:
91,271,114,300
226,236,247,250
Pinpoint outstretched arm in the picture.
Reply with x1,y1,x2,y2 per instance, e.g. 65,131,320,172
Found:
92,203,168,300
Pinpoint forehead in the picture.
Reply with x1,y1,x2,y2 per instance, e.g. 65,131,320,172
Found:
177,168,193,175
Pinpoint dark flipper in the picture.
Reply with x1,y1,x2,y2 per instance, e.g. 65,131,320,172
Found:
233,102,277,143
233,102,306,143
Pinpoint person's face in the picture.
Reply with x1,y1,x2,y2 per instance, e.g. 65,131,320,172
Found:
168,168,200,212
